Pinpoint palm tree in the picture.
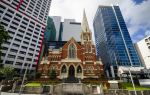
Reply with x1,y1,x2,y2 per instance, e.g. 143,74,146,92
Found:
0,22,10,62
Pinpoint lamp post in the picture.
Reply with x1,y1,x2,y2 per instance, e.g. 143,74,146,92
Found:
128,67,137,95
0,80,3,95
114,53,121,80
19,64,29,95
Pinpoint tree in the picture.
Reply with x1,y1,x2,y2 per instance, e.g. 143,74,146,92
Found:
36,72,41,79
0,66,15,79
49,69,57,79
0,22,10,61
0,67,4,80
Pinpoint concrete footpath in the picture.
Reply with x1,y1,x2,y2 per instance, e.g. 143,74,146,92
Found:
0,92,46,95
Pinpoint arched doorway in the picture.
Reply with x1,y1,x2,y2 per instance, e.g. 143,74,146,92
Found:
68,65,75,77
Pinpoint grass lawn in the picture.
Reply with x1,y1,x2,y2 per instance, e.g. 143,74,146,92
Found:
122,83,150,90
25,83,41,87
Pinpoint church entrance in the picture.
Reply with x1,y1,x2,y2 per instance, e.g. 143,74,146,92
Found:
64,65,78,83
68,65,75,77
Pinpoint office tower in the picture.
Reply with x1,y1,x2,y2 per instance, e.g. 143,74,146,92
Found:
135,35,150,69
0,0,51,72
62,19,81,42
50,17,82,42
40,17,57,63
51,16,61,41
44,17,56,42
93,5,141,77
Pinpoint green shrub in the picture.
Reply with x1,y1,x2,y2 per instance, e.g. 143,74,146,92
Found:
49,69,56,79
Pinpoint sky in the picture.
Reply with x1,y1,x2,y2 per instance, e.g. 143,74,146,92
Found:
49,0,150,43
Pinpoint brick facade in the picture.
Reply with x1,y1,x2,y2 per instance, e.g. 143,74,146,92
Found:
38,11,104,79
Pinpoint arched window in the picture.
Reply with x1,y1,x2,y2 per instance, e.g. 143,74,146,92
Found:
69,44,76,58
61,65,67,73
77,65,82,73
88,45,91,52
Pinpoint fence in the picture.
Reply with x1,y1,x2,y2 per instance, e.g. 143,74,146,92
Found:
104,89,150,95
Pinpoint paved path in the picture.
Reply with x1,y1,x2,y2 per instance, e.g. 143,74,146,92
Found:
1,92,46,95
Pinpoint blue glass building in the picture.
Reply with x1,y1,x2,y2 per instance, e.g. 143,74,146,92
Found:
93,5,142,77
44,17,56,42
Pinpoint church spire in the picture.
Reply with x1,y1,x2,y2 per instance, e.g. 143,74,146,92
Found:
81,10,93,45
81,9,90,32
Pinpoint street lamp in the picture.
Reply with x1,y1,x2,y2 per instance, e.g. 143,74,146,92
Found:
112,2,142,94
19,63,30,95
114,53,123,81
0,80,4,95
128,67,137,95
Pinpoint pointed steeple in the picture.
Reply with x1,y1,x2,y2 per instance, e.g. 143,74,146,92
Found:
81,10,94,45
81,9,90,32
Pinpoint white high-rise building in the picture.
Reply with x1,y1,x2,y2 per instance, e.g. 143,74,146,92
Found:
0,0,51,72
50,17,82,42
62,19,81,42
135,35,150,69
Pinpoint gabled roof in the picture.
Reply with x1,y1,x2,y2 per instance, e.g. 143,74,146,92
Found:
62,37,81,48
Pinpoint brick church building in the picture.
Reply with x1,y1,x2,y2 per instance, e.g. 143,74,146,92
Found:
38,11,104,79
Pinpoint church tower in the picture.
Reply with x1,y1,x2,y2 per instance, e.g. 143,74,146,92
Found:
38,10,104,80
81,10,93,53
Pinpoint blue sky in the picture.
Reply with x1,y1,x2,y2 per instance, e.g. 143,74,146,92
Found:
49,0,150,43
125,0,150,42
133,0,147,4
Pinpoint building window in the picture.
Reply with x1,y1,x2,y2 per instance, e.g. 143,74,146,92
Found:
61,65,67,73
7,54,15,59
26,58,32,61
77,65,82,73
5,61,13,64
15,62,22,66
84,35,88,41
69,44,76,58
86,44,92,53
145,39,148,42
17,56,24,60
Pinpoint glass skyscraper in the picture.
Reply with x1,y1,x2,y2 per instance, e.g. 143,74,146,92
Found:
93,5,142,77
44,17,56,42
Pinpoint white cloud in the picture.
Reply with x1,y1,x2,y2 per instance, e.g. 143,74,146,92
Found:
49,0,150,42
145,30,150,36
120,0,150,38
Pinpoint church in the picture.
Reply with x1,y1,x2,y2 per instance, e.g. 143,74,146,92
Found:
38,11,104,79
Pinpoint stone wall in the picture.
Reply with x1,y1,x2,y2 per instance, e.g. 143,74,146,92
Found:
0,92,45,95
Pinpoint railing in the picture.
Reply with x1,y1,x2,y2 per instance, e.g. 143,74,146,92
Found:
104,89,150,95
